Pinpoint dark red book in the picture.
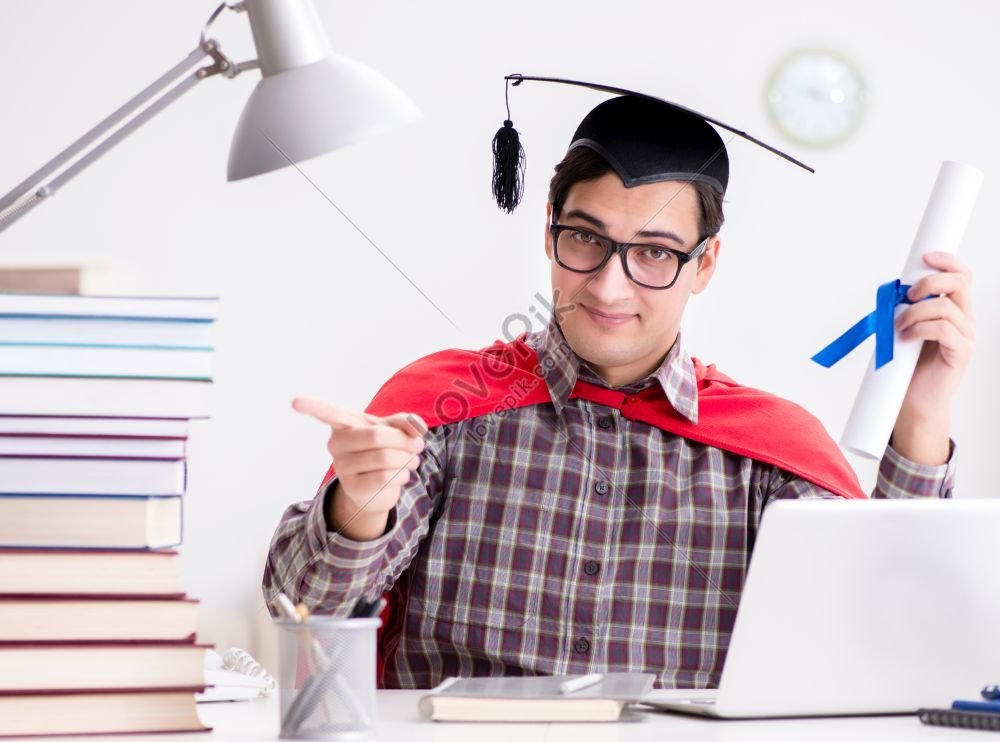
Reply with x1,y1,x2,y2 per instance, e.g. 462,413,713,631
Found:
0,687,210,737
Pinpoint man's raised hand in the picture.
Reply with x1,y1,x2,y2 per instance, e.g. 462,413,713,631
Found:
292,396,428,540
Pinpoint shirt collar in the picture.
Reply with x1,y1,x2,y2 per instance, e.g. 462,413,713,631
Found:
524,313,699,424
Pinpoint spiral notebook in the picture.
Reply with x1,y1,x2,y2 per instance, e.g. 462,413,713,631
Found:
918,708,1000,732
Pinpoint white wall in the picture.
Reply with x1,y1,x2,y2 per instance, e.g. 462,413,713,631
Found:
2,0,997,663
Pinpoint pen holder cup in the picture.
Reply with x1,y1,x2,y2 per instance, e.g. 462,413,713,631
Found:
276,617,381,741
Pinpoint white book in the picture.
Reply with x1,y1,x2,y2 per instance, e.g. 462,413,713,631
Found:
0,436,185,458
0,642,207,691
0,344,212,380
0,377,211,418
0,457,186,496
0,316,213,348
0,548,183,595
0,292,219,320
0,417,188,437
0,495,182,549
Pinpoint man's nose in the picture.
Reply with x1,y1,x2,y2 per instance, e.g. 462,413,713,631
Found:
587,250,635,299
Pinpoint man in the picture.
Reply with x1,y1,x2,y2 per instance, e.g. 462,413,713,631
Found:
263,91,973,689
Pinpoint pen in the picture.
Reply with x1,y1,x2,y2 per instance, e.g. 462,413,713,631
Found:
560,673,604,695
349,595,387,618
274,593,301,623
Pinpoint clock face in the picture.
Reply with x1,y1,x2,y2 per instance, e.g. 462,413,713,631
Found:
766,49,866,147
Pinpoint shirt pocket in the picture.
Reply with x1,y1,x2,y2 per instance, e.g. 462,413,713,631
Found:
410,554,541,661
418,539,541,625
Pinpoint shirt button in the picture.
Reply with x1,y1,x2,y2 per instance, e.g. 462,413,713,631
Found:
594,482,609,496
597,415,613,429
583,560,600,576
573,637,591,654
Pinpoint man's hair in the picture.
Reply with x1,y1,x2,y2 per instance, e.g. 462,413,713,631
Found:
547,146,726,240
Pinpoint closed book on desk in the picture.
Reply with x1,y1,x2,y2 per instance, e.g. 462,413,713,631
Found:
0,549,182,594
0,456,186,496
0,594,198,642
0,687,210,737
418,673,655,722
0,495,182,549
0,641,208,692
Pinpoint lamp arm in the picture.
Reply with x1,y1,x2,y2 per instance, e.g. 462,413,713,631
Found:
0,38,250,236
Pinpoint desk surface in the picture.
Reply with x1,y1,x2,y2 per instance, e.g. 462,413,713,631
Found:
32,691,974,741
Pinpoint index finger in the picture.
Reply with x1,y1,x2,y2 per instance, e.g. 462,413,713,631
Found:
291,396,371,430
376,411,430,439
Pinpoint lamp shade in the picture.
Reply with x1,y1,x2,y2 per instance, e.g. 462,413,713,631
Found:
227,53,421,182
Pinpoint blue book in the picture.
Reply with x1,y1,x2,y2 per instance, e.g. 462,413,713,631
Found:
0,316,214,349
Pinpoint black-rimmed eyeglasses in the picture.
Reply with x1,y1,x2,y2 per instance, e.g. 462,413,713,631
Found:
549,222,710,290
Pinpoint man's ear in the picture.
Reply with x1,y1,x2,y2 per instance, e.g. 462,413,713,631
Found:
691,237,721,295
544,203,554,260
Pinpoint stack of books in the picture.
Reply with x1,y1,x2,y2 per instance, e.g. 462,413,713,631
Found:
0,292,217,737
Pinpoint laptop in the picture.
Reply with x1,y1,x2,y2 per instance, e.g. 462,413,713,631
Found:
643,498,1000,718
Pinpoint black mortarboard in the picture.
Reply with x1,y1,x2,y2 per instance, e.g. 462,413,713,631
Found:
491,74,814,213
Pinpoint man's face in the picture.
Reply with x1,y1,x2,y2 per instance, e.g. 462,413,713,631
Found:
544,173,720,386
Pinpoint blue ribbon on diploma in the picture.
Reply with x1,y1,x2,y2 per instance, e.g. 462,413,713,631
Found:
812,279,917,370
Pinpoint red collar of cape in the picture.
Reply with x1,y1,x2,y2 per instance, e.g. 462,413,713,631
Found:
323,333,865,500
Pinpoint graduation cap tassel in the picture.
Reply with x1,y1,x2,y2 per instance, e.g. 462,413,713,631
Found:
492,120,525,213
492,79,526,213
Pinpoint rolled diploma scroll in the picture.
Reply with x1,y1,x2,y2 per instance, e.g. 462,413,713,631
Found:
841,161,983,459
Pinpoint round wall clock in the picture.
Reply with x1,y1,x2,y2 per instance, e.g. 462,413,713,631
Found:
766,48,866,147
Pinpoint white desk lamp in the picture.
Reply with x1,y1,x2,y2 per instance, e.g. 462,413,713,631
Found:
0,0,421,234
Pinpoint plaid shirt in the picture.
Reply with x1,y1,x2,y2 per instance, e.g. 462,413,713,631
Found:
264,317,956,688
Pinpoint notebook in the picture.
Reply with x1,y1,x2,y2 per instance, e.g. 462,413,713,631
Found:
418,673,654,722
918,708,1000,731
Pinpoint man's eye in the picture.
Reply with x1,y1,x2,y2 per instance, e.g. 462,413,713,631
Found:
639,246,671,261
571,230,598,244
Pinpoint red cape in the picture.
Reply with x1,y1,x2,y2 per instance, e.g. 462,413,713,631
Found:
323,333,864,498
319,334,865,682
